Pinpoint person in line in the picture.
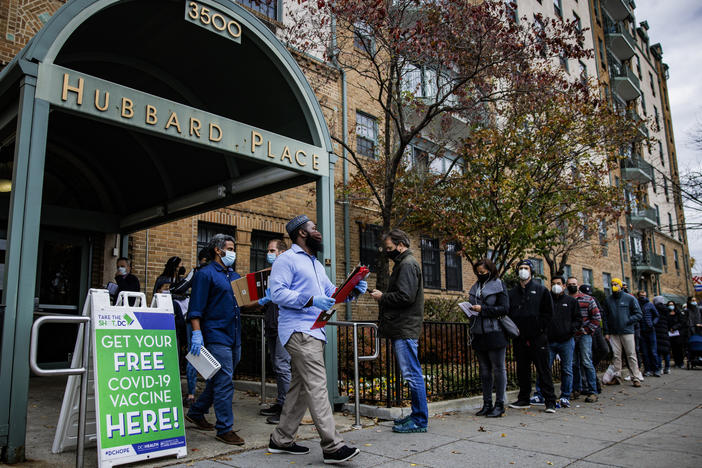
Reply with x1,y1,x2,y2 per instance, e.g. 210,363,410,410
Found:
667,301,687,368
652,296,671,374
114,257,140,302
370,229,429,432
577,283,606,395
258,239,291,425
687,297,702,336
181,248,210,407
186,234,244,445
466,258,509,418
153,256,185,296
604,278,643,387
532,276,581,409
507,260,557,413
267,215,364,464
636,290,661,377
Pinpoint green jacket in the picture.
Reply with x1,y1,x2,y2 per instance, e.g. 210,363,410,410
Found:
378,250,424,340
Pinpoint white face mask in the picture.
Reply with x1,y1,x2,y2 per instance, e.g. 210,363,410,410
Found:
551,284,563,295
518,268,531,281
117,266,127,275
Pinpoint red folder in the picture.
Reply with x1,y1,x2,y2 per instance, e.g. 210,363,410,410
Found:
311,265,370,329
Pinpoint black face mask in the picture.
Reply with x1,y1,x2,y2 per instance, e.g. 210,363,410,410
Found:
477,273,490,283
386,249,401,260
567,285,578,294
305,234,323,254
178,266,186,276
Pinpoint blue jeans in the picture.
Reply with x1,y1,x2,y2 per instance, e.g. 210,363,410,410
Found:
536,338,574,399
573,334,598,395
267,335,291,406
188,332,242,434
661,352,670,370
640,328,660,373
393,339,428,427
186,322,198,395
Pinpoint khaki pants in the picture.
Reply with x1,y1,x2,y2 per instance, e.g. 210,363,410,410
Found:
271,332,343,453
610,334,643,381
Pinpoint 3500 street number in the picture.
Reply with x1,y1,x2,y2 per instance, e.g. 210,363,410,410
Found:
185,1,242,42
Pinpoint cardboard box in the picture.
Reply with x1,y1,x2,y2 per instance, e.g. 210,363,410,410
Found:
231,269,271,307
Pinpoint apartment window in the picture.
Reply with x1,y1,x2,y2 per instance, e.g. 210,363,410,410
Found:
636,55,642,79
355,112,377,158
238,0,278,21
529,258,544,285
445,242,463,291
573,12,581,33
582,268,593,287
578,60,587,86
505,0,518,23
661,244,667,266
674,249,679,270
563,264,572,279
663,178,669,202
197,221,236,266
553,0,562,18
559,50,569,71
250,230,283,273
668,213,674,235
655,204,661,227
619,227,628,262
353,22,374,53
649,72,656,96
598,38,606,70
602,272,612,296
421,238,441,289
641,93,647,115
659,141,665,167
654,106,660,130
359,223,382,272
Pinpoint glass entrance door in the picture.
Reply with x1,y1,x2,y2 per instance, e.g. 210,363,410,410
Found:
34,231,90,366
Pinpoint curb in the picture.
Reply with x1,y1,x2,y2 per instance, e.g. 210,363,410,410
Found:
343,390,521,420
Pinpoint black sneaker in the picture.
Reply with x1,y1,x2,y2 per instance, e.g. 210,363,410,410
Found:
260,403,283,416
268,436,310,455
544,404,556,414
508,400,531,409
266,414,280,425
323,445,360,464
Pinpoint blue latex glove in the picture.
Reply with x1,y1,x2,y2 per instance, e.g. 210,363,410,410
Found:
190,330,203,356
258,288,272,306
355,280,368,295
312,295,336,310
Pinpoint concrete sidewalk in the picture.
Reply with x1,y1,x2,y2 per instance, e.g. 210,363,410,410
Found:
170,368,702,468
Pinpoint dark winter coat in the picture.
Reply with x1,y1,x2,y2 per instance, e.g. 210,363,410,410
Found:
378,250,424,340
262,302,279,338
654,303,671,356
604,292,642,335
508,279,554,342
548,293,582,343
638,298,659,333
668,309,688,341
468,278,509,351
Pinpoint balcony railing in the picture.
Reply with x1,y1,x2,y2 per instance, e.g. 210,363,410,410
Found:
604,18,636,61
621,157,654,184
632,252,664,275
627,109,649,138
602,0,634,21
609,56,641,101
629,207,658,229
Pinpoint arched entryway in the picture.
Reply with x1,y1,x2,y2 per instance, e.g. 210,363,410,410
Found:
0,1,337,461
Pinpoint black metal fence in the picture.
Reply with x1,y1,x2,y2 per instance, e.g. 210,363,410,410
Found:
236,316,579,406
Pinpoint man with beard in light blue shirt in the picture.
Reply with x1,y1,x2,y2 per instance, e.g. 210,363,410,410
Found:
267,215,366,465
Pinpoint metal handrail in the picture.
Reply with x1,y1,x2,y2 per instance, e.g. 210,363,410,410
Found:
328,321,380,429
30,315,91,468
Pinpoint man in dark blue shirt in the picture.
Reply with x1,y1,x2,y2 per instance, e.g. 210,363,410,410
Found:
185,234,244,446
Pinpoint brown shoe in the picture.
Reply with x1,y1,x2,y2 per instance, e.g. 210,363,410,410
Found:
584,394,598,403
216,430,245,445
632,379,642,388
185,414,215,430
